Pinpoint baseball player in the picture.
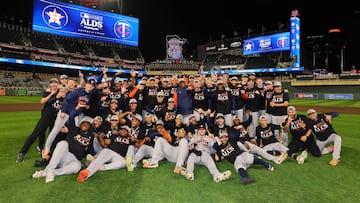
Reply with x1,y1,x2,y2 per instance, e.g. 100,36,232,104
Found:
77,125,134,183
143,120,189,174
180,124,232,182
215,132,275,185
42,78,98,160
32,117,95,183
278,106,321,164
307,109,342,166
255,115,289,164
16,78,65,163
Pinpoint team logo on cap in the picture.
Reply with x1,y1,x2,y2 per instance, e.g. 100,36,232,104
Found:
113,20,132,39
42,5,68,29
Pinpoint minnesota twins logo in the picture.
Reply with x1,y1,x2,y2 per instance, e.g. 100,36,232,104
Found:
113,20,132,39
276,37,289,48
42,5,68,29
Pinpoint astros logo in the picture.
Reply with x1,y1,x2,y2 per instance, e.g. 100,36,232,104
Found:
113,20,132,39
276,37,289,48
244,41,254,51
42,5,68,29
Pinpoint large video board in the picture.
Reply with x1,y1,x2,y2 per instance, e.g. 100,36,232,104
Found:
32,0,139,46
243,32,290,55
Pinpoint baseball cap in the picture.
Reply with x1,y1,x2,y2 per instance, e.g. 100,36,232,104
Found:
120,125,131,132
273,81,282,87
129,98,137,104
242,74,248,78
110,99,118,104
230,76,238,81
156,120,164,126
149,77,156,81
50,78,59,83
176,114,183,120
168,98,174,103
287,106,296,112
60,74,68,80
216,113,225,119
138,80,146,85
87,78,96,87
198,124,206,129
115,77,122,83
110,115,119,121
216,80,224,85
265,81,273,85
93,116,103,122
80,116,93,124
250,72,256,76
133,114,143,122
189,114,196,119
259,115,267,120
179,78,185,83
157,91,164,97
307,109,317,115
219,131,228,137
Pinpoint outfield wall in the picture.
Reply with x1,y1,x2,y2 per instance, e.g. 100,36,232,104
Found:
283,81,360,100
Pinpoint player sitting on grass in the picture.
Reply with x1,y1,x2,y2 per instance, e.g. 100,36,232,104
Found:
215,131,275,185
180,124,232,182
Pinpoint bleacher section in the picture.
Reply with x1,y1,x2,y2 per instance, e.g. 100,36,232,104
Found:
0,21,145,70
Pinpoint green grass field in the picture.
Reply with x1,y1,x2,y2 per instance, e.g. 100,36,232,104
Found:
0,98,360,203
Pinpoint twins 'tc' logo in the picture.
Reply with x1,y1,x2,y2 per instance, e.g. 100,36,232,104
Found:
113,20,132,39
277,37,289,48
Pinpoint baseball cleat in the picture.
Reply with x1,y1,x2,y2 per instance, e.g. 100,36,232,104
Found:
329,159,339,166
275,152,288,164
143,162,158,169
126,156,134,172
16,153,25,163
32,170,47,178
240,177,256,185
180,168,194,181
77,169,89,183
45,172,55,183
297,150,308,164
213,170,232,183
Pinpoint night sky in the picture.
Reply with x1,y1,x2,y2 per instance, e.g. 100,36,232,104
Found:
2,0,359,67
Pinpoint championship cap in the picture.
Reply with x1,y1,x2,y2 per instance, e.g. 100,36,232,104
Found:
273,81,282,87
129,98,137,104
138,80,146,85
179,78,185,83
157,91,165,97
168,98,174,103
265,81,273,85
176,114,183,120
156,120,164,126
110,99,118,104
219,131,228,137
114,77,122,83
287,106,296,112
216,80,224,85
242,74,248,78
216,113,225,119
133,114,143,122
120,125,131,132
250,72,256,76
259,115,267,120
307,109,317,115
93,116,103,122
60,74,68,80
230,76,238,81
50,78,59,83
80,116,93,124
110,115,119,121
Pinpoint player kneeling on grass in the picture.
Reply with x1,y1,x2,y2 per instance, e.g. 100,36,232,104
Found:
77,124,134,183
215,132,275,185
32,117,94,183
180,124,232,182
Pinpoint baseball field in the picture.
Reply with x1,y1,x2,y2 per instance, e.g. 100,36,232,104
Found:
0,96,359,203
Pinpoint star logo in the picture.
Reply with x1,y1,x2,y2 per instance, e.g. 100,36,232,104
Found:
42,5,68,29
46,8,64,26
244,41,254,51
